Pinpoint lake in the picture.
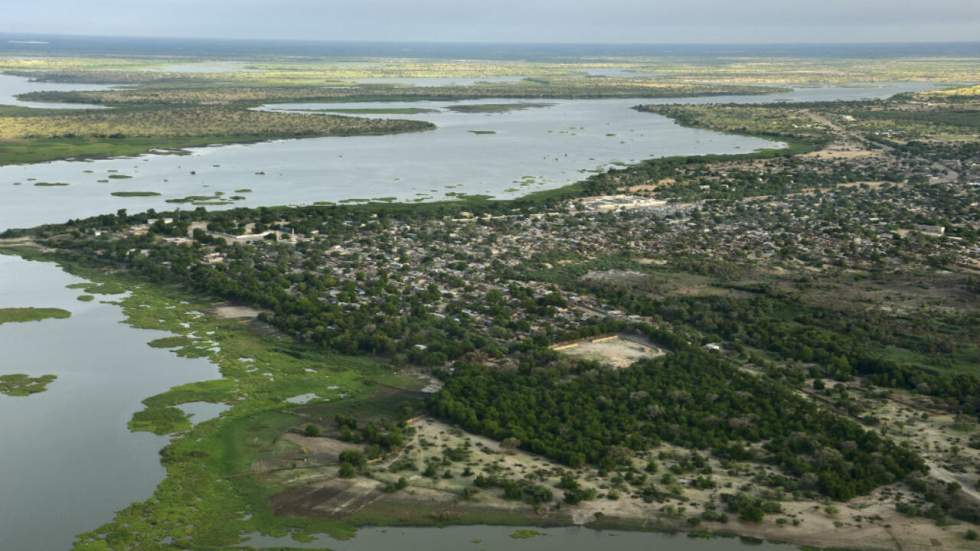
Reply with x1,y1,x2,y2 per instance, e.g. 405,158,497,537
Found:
0,82,933,232
244,525,799,551
0,254,220,551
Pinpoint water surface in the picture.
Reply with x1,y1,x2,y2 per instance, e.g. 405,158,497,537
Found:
0,96,775,230
0,254,220,551
0,83,932,232
244,525,799,551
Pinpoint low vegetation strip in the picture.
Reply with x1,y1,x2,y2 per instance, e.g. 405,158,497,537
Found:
0,106,434,165
0,307,71,325
19,81,786,107
637,103,831,149
295,107,440,115
111,191,161,197
0,106,433,141
445,102,552,113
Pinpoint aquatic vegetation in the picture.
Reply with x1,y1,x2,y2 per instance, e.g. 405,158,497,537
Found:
510,529,545,539
111,191,161,197
294,107,440,115
166,194,240,205
66,280,128,295
0,307,71,325
0,255,413,548
0,374,57,396
147,335,194,349
447,102,552,113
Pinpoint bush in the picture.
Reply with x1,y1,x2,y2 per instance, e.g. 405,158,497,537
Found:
339,449,367,469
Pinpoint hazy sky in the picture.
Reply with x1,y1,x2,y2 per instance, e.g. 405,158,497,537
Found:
4,1,980,44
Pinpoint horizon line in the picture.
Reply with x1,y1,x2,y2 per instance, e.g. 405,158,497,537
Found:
2,31,980,48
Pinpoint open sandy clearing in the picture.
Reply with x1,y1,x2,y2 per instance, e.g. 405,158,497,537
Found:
552,334,664,368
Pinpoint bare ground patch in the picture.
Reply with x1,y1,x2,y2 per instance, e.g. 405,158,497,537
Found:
209,303,266,319
552,334,665,369
272,478,384,518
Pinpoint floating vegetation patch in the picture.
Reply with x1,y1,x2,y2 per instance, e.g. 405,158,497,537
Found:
66,280,128,295
510,529,545,540
0,307,71,325
34,182,69,187
446,102,553,113
296,107,439,115
111,191,161,197
0,374,57,397
147,335,195,349
166,194,242,206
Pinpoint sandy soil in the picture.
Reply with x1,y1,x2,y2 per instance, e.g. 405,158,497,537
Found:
802,146,881,160
210,303,265,319
552,335,664,369
261,404,978,550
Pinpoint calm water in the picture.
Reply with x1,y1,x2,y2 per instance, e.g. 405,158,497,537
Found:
0,79,934,550
0,82,932,232
0,254,220,550
245,526,798,551
3,34,979,60
0,96,775,231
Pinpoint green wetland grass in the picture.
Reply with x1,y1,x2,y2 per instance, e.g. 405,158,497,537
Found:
0,307,71,325
0,374,58,396
8,254,420,548
111,191,161,197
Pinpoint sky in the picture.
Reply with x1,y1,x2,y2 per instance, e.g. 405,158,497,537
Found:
3,0,980,44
